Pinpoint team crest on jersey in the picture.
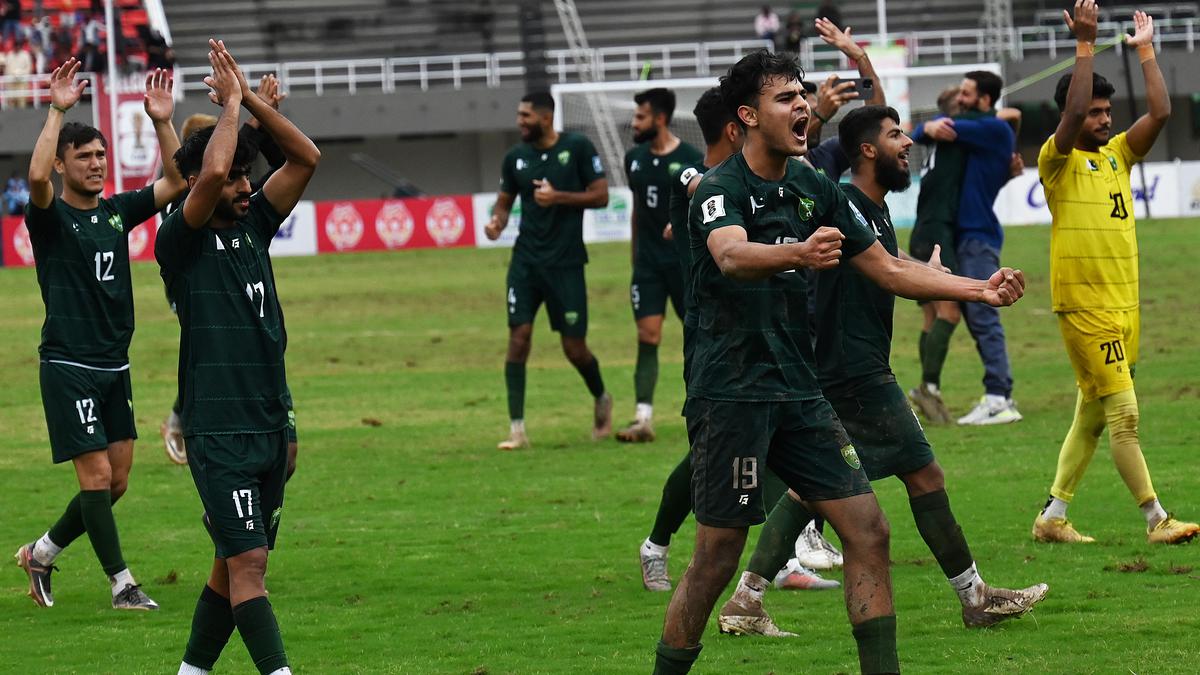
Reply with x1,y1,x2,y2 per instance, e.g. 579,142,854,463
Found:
796,197,815,221
564,311,580,326
668,161,682,175
1108,156,1118,171
840,444,862,469
108,214,124,233
426,198,467,246
558,150,571,165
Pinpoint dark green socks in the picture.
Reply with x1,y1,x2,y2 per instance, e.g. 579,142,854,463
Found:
183,585,236,670
921,319,958,387
574,356,606,398
79,489,125,576
918,330,928,371
649,454,692,547
852,615,899,674
910,489,973,578
47,493,87,549
748,493,813,579
654,640,701,675
505,361,526,420
635,341,659,404
233,596,288,675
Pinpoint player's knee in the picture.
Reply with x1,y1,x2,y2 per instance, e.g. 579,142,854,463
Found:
903,462,945,496
636,324,662,345
109,476,129,501
561,339,590,365
227,547,269,582
844,509,890,554
1106,400,1140,443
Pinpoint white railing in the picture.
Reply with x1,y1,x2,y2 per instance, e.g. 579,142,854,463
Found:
0,72,100,111
2,18,1196,108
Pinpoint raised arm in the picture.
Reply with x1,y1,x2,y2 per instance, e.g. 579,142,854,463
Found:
179,45,244,229
28,58,88,210
706,224,843,281
849,242,1024,305
210,41,319,216
1054,0,1099,155
814,18,885,107
143,68,188,209
1124,11,1170,157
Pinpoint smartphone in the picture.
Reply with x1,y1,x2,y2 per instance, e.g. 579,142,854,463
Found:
833,77,874,98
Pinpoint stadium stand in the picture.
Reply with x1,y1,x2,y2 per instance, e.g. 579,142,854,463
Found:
3,0,155,75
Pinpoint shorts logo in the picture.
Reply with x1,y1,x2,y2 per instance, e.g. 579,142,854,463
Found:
738,494,749,506
840,444,862,470
797,197,815,221
558,150,571,165
270,506,283,531
564,310,580,326
701,195,725,224
245,520,255,531
287,410,296,429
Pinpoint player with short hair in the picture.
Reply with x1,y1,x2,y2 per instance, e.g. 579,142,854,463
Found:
616,87,702,442
1033,3,1199,545
485,91,613,450
653,51,1026,675
14,61,186,611
158,40,319,675
719,105,1048,638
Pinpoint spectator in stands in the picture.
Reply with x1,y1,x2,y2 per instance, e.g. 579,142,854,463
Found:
782,10,805,53
815,1,843,30
1,0,20,46
140,25,174,70
754,5,780,45
4,35,33,107
78,12,105,72
5,170,29,215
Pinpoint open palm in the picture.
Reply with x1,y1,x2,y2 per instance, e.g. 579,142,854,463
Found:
143,68,175,122
1125,11,1154,47
49,58,87,110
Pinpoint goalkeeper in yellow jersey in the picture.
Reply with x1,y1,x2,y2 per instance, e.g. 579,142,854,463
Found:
1033,2,1198,545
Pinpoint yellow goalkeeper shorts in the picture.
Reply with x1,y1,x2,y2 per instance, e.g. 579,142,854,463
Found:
1057,308,1139,402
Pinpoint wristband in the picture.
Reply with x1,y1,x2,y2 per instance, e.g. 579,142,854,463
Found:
50,104,69,114
812,110,830,124
1137,44,1156,63
1076,41,1094,57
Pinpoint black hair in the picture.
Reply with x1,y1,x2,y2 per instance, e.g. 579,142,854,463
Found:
56,122,108,159
719,49,805,129
172,124,260,179
1053,71,1116,112
693,87,736,145
964,70,1003,106
521,91,555,113
634,87,676,124
839,105,901,165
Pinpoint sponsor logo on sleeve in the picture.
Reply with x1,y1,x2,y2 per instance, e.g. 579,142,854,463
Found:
701,195,725,224
592,155,603,173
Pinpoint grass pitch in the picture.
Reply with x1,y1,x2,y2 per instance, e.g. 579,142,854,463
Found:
2,219,1199,674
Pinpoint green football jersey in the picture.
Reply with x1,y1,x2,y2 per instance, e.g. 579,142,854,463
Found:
26,186,157,368
668,161,706,316
499,131,606,267
626,140,703,268
913,110,984,231
814,184,898,392
156,193,290,436
687,153,877,402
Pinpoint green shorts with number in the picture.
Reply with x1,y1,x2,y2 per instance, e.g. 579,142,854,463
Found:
186,429,288,559
506,259,588,337
631,261,685,321
827,379,935,482
908,218,958,273
685,397,872,528
40,361,137,464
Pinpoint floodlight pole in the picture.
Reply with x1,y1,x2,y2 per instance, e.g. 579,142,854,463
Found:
104,0,122,193
876,0,888,46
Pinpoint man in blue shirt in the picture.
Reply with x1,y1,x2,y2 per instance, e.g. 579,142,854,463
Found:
912,70,1022,425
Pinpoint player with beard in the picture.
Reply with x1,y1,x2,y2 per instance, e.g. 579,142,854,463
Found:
654,53,1027,675
157,40,320,675
719,107,1048,637
484,92,613,449
616,88,703,442
15,61,186,611
1032,4,1198,545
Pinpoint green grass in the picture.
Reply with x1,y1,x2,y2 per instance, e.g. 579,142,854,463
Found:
2,219,1200,674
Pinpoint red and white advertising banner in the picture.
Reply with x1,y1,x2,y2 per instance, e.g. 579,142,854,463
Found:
316,195,475,253
94,74,161,194
1,214,157,268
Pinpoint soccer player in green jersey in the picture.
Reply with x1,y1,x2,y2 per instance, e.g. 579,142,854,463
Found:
719,105,1047,640
616,88,703,442
15,60,186,611
653,52,1026,675
157,40,319,675
484,92,613,450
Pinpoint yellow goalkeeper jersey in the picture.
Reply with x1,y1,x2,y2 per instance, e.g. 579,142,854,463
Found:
1038,131,1143,312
